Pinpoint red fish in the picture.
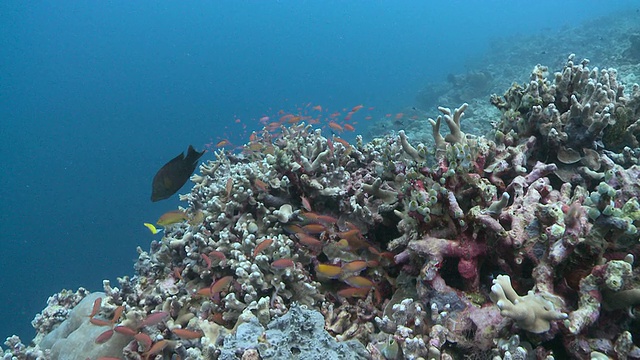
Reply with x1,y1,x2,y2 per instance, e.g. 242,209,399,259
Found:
341,260,368,273
253,239,274,257
88,297,102,318
113,325,137,337
140,312,169,327
337,287,370,298
210,276,234,293
95,329,114,344
201,253,212,269
301,223,326,235
271,258,295,269
296,233,324,251
172,328,204,339
328,122,343,132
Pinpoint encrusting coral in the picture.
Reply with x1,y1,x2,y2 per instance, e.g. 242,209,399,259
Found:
3,54,640,360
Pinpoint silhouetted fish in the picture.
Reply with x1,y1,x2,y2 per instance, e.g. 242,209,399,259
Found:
151,145,205,202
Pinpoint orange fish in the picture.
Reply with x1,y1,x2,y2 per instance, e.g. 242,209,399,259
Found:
144,340,169,358
301,212,337,224
283,224,304,234
216,139,231,148
344,276,374,289
344,124,355,132
271,258,295,269
157,210,188,227
312,105,323,111
113,325,137,337
333,137,350,148
110,306,124,324
172,328,204,339
88,297,102,318
395,113,404,119
351,104,364,112
337,287,370,298
328,121,343,132
211,276,234,293
141,312,169,327
295,233,324,251
197,287,213,296
253,239,274,257
253,179,269,192
201,253,212,269
279,114,293,122
302,223,326,234
338,230,369,250
315,263,342,279
341,260,368,273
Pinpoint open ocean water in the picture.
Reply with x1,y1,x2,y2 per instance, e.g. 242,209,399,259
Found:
0,0,637,344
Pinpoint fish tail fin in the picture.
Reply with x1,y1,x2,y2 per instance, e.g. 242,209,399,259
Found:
186,145,205,164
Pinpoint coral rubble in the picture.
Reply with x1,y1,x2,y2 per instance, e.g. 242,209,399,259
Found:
3,55,640,360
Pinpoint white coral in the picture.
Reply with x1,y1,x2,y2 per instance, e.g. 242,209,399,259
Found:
490,275,567,333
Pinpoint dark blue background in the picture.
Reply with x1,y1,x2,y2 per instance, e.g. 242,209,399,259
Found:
0,0,633,343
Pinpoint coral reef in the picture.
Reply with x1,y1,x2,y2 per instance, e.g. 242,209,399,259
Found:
220,304,367,359
3,54,640,360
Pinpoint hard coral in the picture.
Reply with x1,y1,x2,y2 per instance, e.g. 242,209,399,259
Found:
490,274,568,333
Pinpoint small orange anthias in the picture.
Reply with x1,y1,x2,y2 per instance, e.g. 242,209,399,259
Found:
88,297,203,359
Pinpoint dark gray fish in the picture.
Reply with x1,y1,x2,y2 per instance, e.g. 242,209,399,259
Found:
151,145,205,202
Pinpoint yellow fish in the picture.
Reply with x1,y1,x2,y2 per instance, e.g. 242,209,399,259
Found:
143,223,161,234
157,210,189,227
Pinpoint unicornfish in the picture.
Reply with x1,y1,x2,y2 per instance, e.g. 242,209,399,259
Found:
151,145,205,202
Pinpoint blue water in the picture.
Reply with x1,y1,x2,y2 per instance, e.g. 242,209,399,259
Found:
0,0,636,344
